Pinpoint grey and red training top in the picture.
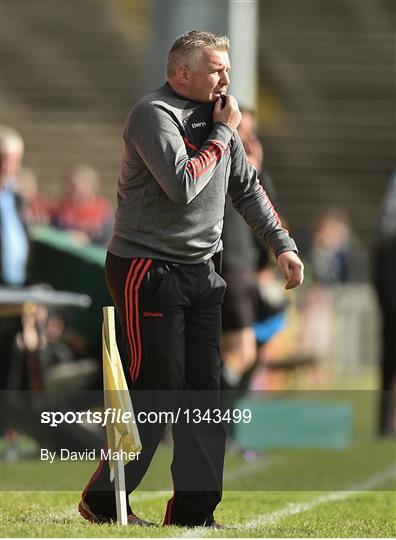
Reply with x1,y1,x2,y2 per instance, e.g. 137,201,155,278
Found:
108,83,297,263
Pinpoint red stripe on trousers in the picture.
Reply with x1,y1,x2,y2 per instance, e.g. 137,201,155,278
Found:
164,494,175,525
124,258,139,374
127,258,146,380
81,441,108,500
130,258,152,382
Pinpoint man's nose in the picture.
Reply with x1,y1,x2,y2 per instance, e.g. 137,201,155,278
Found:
220,70,230,86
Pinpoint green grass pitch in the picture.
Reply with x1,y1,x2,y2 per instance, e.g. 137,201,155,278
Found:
1,392,395,537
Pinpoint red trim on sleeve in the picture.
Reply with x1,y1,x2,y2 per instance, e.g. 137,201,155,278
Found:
187,143,223,180
183,136,226,180
183,136,200,152
258,183,290,234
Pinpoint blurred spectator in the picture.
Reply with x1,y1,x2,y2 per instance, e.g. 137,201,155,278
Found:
53,165,113,245
0,125,29,286
292,209,371,384
238,107,276,268
309,208,369,284
3,298,101,455
237,107,263,173
238,106,276,203
221,109,286,388
18,168,53,226
8,304,74,392
374,173,396,436
221,109,292,444
221,109,265,390
221,196,258,388
0,125,30,390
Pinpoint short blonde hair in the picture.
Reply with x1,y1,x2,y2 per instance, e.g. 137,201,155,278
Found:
166,30,230,78
0,125,24,155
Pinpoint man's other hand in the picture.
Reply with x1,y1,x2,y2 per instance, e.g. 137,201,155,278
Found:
277,251,304,290
213,95,242,130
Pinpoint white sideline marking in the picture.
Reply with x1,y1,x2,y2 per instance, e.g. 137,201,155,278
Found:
244,465,396,530
177,464,396,537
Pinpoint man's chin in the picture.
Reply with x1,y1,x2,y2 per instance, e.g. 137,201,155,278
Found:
191,93,219,104
195,97,216,104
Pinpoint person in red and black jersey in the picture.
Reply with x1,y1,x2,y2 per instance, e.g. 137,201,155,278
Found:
53,165,113,245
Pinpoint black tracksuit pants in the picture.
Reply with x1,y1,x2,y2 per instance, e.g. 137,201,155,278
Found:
82,252,227,526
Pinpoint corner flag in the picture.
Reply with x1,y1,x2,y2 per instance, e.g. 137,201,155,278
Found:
102,306,141,524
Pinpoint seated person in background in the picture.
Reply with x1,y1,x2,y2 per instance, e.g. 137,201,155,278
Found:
53,165,113,245
18,168,53,226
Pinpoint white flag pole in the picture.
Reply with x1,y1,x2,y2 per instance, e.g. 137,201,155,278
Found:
103,307,128,526
114,457,128,525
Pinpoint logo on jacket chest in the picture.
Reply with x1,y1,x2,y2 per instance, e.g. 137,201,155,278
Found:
191,121,207,129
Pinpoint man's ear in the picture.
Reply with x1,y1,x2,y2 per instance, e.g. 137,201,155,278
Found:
175,65,190,85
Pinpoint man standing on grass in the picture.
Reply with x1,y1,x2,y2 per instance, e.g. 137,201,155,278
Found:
79,30,303,528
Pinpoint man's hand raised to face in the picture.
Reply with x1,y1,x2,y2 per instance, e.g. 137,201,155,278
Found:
213,95,242,131
277,251,304,290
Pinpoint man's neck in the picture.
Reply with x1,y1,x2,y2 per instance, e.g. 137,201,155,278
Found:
166,81,192,101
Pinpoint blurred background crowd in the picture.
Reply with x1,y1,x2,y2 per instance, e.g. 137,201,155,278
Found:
1,0,395,459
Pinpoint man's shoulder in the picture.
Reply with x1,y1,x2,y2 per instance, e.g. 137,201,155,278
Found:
124,85,187,137
132,85,185,116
